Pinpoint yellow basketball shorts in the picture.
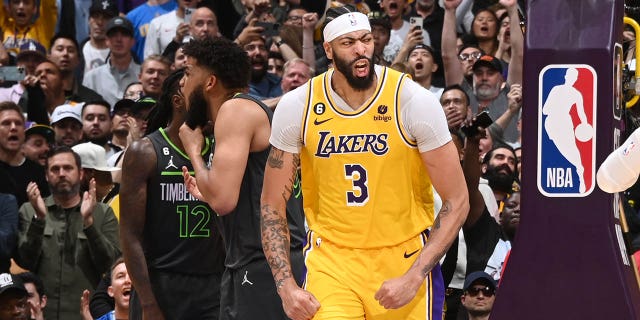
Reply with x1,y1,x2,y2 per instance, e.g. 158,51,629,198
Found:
302,230,445,320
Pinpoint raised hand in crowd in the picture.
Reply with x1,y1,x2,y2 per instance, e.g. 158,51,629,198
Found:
125,116,144,145
173,22,191,44
301,12,319,72
20,74,40,88
499,0,518,9
80,289,92,320
80,178,97,228
444,102,468,130
302,12,318,31
235,18,265,47
26,181,47,220
443,0,462,11
250,0,272,19
392,25,425,65
507,83,522,113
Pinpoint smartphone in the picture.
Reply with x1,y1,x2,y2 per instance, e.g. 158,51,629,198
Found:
256,22,281,37
184,8,193,24
0,66,25,82
185,101,209,130
461,111,493,137
409,16,423,31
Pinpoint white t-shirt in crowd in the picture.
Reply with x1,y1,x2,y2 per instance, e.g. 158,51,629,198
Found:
144,10,183,59
83,42,110,74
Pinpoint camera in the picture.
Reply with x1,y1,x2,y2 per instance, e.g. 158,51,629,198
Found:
256,22,281,37
461,111,493,137
0,66,26,82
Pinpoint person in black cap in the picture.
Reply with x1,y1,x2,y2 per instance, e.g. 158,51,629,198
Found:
83,0,119,73
22,122,54,167
460,271,497,320
130,96,156,139
83,16,141,107
0,273,30,320
110,98,135,154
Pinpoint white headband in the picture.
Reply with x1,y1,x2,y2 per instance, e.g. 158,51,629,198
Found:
323,12,371,43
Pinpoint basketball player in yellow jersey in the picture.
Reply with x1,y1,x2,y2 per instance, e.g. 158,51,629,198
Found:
260,4,469,320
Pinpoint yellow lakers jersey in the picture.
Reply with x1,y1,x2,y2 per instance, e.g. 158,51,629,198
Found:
300,67,434,249
1,0,57,54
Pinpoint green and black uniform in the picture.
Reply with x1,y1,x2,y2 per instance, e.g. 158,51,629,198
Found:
134,128,226,320
218,94,306,320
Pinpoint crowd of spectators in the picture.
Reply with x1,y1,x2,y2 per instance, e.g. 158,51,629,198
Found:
0,0,565,319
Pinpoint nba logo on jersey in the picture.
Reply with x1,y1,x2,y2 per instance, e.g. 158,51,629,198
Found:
537,64,596,197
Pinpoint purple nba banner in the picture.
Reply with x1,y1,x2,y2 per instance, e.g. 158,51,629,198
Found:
537,64,596,197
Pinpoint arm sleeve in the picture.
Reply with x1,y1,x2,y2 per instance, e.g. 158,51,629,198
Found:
269,85,307,154
37,0,59,47
0,194,18,272
400,79,452,153
84,205,121,275
82,70,96,91
15,204,44,270
232,14,249,39
22,86,49,125
456,0,474,33
89,274,115,318
143,19,160,59
463,207,502,273
597,127,640,193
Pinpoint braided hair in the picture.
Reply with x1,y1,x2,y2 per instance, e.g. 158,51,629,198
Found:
145,68,185,135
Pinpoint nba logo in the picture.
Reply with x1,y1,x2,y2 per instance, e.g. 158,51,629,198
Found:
537,64,596,197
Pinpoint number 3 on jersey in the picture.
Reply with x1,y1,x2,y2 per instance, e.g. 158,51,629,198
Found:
345,164,369,206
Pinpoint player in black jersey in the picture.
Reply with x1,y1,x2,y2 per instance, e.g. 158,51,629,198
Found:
178,37,306,320
120,68,226,320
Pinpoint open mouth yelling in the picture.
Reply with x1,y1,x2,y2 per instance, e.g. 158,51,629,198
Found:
6,135,21,148
353,59,369,77
387,1,399,15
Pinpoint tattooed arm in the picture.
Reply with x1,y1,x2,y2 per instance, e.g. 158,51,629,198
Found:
374,141,469,309
261,147,320,320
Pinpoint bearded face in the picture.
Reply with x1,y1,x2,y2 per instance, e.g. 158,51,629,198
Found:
483,161,516,194
333,54,375,91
